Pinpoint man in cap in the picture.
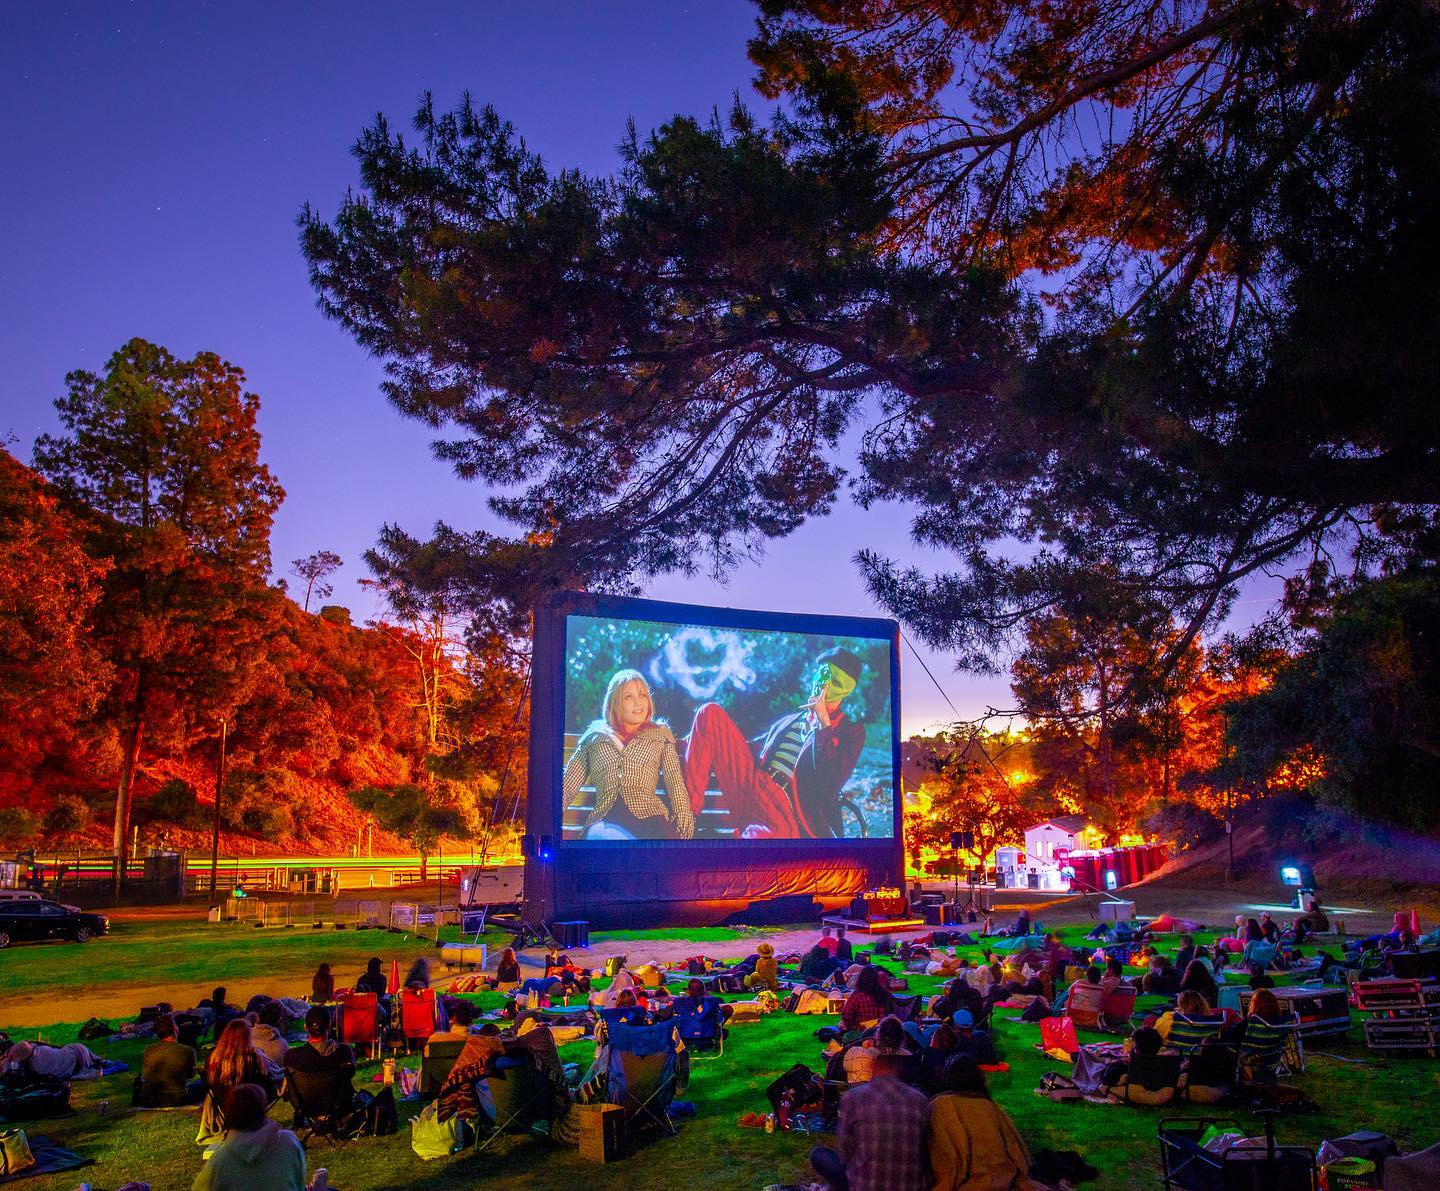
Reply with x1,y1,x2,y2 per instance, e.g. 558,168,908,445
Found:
683,645,867,838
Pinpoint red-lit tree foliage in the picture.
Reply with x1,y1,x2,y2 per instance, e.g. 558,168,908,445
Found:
0,452,110,803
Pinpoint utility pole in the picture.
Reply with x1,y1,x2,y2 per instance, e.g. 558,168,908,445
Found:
209,718,227,899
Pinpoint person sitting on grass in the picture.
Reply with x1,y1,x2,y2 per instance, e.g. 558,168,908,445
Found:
1242,932,1280,975
1142,955,1182,995
843,1016,912,1085
199,986,241,1039
1098,1026,1164,1098
842,965,896,1033
138,1013,201,1107
487,947,522,989
197,1020,277,1144
800,942,840,985
355,956,387,998
1175,934,1199,973
1098,957,1130,999
427,999,477,1047
746,941,780,991
249,1001,289,1070
811,1050,930,1191
192,1083,305,1191
929,1055,1036,1191
311,962,335,1004
609,988,650,1028
1179,960,1219,1005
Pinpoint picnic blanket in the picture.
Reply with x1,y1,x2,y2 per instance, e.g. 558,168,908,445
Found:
73,1060,129,1081
0,1135,92,1184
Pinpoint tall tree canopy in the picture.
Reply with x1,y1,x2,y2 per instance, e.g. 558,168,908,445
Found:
302,0,1440,703
33,339,285,869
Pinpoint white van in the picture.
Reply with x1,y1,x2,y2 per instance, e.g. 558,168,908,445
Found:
0,890,42,904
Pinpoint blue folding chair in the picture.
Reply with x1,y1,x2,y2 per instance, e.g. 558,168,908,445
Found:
674,995,725,1060
606,1019,680,1138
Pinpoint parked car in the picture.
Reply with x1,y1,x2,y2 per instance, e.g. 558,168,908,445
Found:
0,899,108,947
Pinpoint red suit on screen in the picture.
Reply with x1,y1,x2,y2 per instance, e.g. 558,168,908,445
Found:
683,702,864,838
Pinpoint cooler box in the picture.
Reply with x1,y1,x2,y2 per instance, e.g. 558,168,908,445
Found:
1238,985,1351,1038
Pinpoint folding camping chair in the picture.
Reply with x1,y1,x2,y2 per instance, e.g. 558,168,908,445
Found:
399,988,438,1053
419,1038,468,1098
338,991,379,1059
1238,1016,1301,1082
283,1065,356,1141
1065,982,1107,1030
1099,984,1138,1032
675,994,726,1060
477,1054,557,1154
1122,1053,1184,1106
1168,1013,1227,1056
606,1019,680,1138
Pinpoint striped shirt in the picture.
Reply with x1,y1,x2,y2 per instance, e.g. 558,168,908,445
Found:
765,714,813,783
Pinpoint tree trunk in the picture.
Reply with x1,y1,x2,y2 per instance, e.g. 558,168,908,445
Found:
112,677,146,896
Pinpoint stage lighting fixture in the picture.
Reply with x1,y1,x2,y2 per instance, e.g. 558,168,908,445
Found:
538,834,555,863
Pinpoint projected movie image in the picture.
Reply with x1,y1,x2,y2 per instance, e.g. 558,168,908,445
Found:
561,614,895,843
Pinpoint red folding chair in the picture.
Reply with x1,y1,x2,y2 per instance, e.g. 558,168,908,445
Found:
400,987,438,1052
338,991,379,1059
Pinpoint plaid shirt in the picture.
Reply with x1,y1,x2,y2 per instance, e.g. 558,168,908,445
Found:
838,1075,931,1191
563,721,696,839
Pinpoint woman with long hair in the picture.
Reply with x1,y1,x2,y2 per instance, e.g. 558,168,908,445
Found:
489,946,521,988
841,963,895,1031
929,1056,1036,1190
1179,959,1219,1005
207,1020,275,1101
311,962,334,1003
562,669,695,840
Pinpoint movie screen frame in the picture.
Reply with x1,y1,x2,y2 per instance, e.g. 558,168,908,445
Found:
552,597,902,848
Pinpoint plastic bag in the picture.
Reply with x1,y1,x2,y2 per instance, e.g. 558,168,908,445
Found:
1040,1016,1080,1057
410,1102,469,1160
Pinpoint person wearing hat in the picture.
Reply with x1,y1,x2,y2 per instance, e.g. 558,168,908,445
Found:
746,941,780,991
683,645,867,838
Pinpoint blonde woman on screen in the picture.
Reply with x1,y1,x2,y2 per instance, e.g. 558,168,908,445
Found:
563,670,696,840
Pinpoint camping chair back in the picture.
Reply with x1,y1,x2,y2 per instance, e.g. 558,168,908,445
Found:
1066,982,1107,1029
675,996,724,1056
338,992,378,1055
283,1065,353,1136
419,1038,468,1098
1238,1016,1298,1081
1100,984,1138,1031
1168,1014,1226,1055
1182,1044,1238,1104
477,1054,555,1152
1123,1053,1183,1106
606,1019,679,1136
891,994,922,1023
400,988,438,1043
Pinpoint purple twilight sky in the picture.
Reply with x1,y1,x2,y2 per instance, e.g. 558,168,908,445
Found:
1,2,1276,736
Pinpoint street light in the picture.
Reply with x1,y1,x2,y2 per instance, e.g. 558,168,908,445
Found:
209,718,228,899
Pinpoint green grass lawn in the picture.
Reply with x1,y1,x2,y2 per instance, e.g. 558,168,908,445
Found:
0,919,502,1003
3,924,1438,1189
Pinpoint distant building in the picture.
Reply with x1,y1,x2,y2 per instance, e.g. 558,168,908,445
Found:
1024,815,1102,866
